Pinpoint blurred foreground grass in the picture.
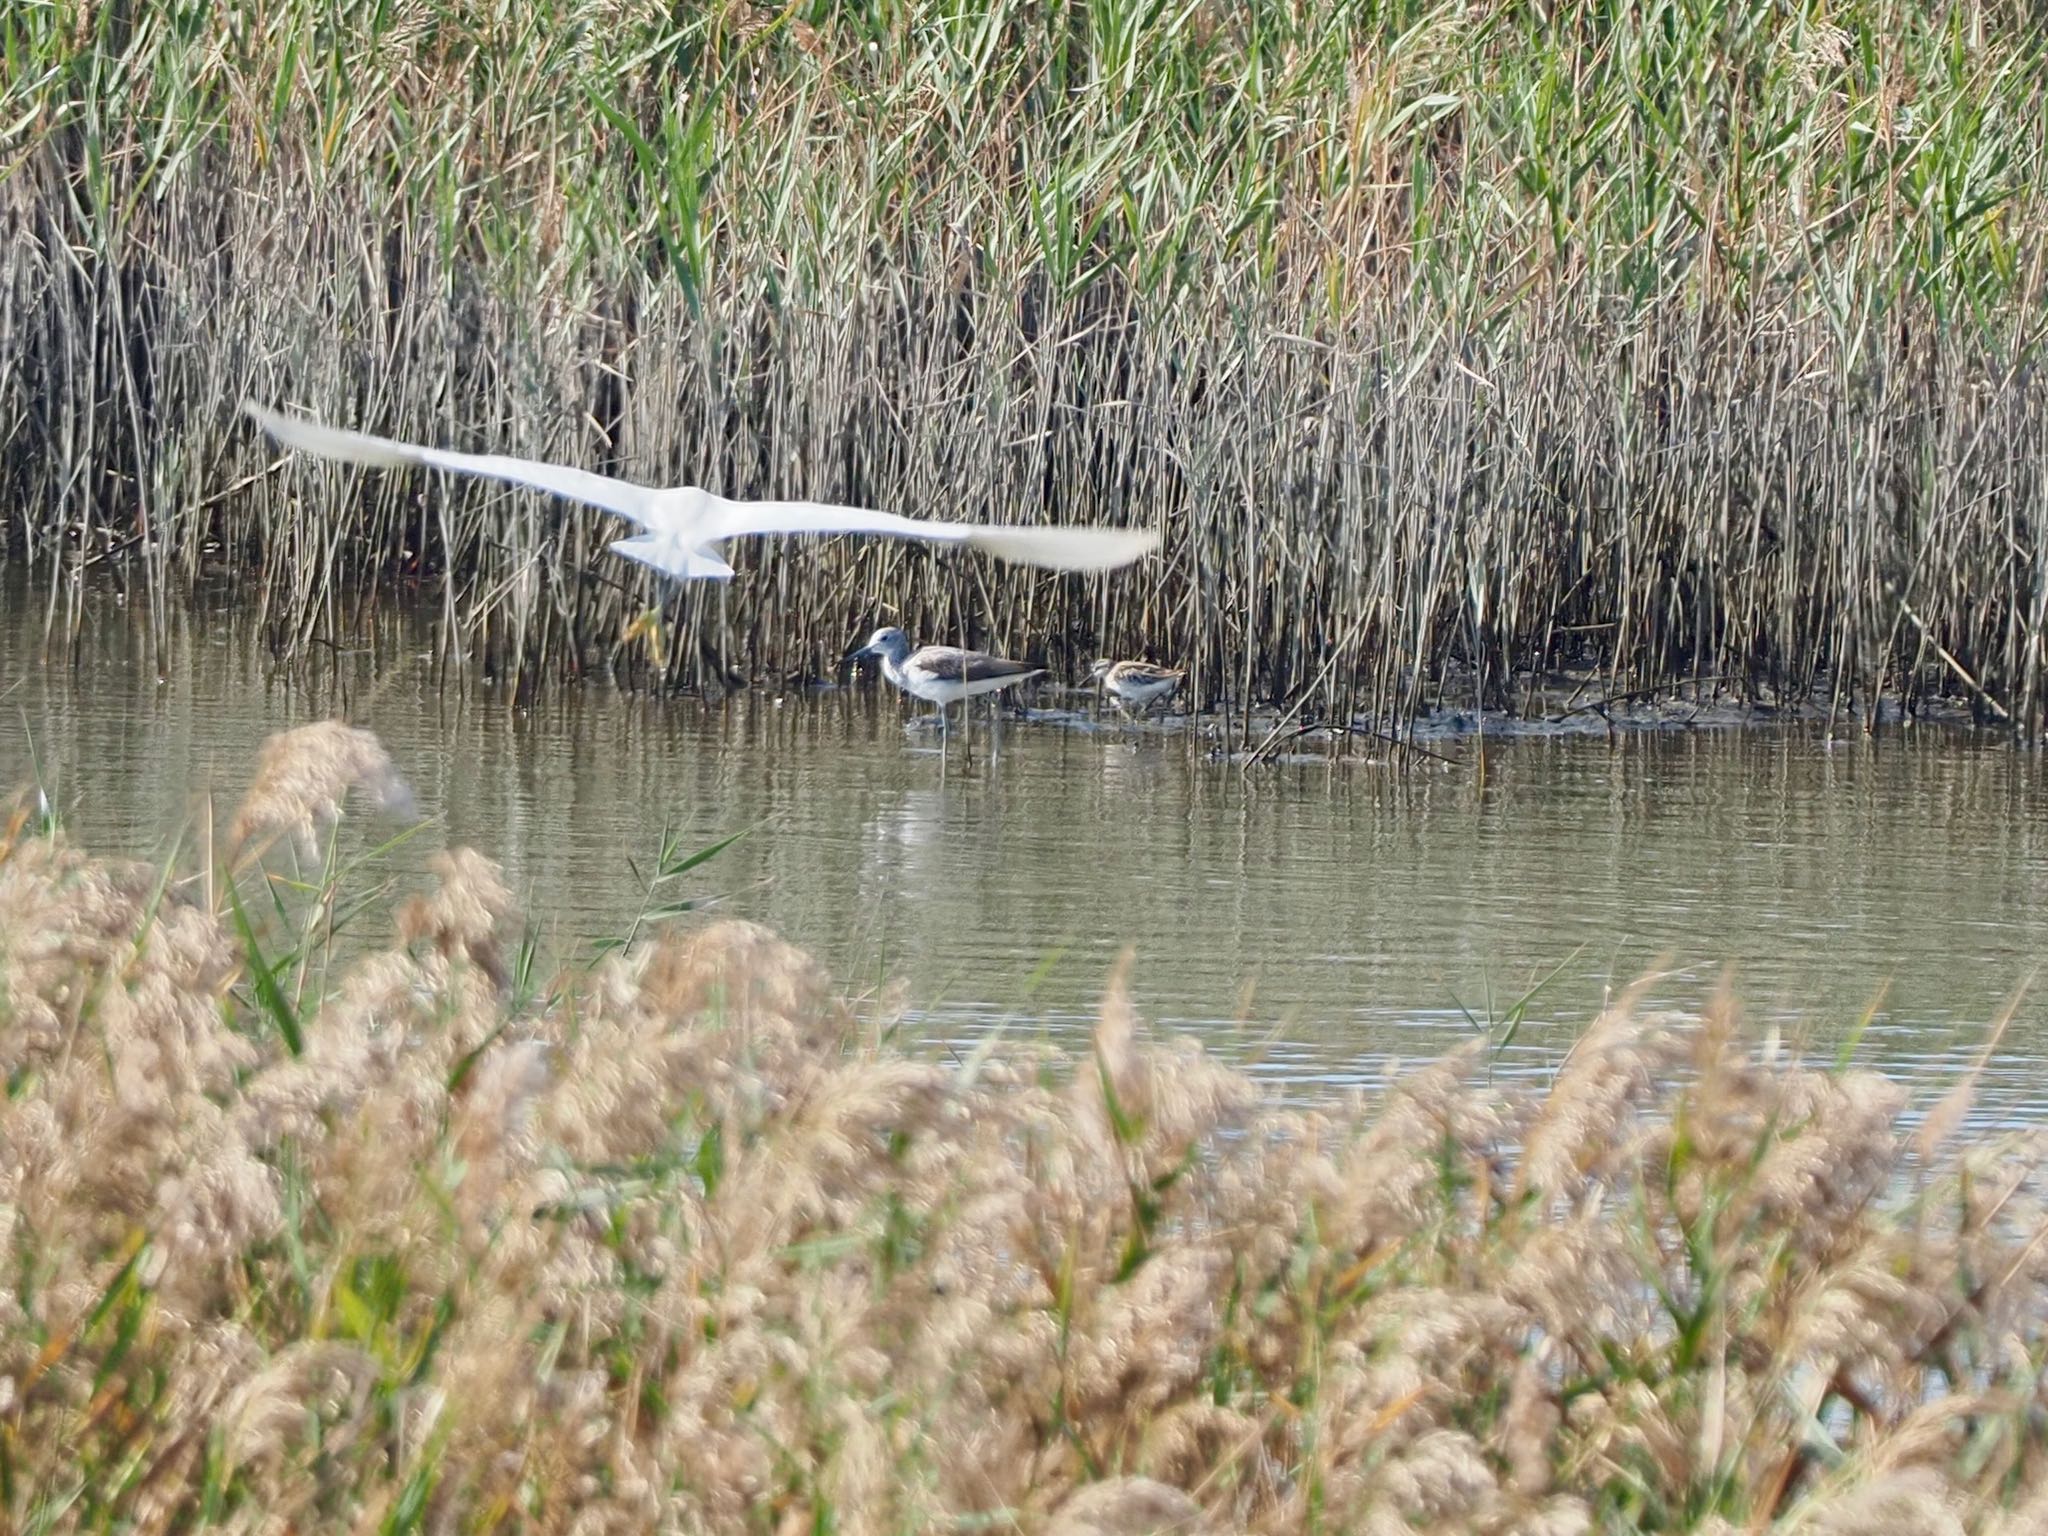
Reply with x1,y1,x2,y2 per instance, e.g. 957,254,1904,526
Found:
0,722,2045,1531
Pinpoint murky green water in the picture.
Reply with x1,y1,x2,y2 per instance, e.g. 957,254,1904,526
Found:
6,587,2048,1123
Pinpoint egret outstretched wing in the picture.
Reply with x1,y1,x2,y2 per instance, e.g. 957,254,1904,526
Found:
701,497,1159,573
244,401,665,528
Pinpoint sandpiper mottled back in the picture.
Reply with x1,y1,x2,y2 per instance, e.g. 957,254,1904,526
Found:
1087,658,1185,718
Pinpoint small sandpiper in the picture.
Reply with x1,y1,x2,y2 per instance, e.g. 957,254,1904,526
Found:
1087,659,1185,719
846,626,1045,733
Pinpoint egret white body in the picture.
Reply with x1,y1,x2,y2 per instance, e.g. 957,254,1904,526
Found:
244,402,1158,581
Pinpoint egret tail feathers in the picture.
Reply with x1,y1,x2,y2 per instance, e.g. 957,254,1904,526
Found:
609,535,735,581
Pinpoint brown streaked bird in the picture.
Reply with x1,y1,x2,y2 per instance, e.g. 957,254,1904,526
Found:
1087,658,1185,719
846,626,1044,735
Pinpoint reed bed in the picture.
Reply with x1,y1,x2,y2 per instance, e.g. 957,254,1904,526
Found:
1,720,2045,1530
4,1,2048,734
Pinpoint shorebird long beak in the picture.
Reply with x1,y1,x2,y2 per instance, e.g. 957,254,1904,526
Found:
841,642,873,669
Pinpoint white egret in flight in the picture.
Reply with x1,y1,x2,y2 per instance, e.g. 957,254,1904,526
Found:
244,401,1158,580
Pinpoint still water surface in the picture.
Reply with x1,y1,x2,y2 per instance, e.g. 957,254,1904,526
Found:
5,592,2047,1123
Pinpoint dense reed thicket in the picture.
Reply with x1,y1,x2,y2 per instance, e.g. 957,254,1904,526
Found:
4,1,2048,731
2,721,2046,1529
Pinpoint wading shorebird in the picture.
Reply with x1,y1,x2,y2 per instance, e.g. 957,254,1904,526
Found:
845,626,1044,735
1087,659,1185,719
243,402,1158,581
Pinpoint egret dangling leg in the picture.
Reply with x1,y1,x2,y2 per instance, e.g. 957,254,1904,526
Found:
622,606,669,669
